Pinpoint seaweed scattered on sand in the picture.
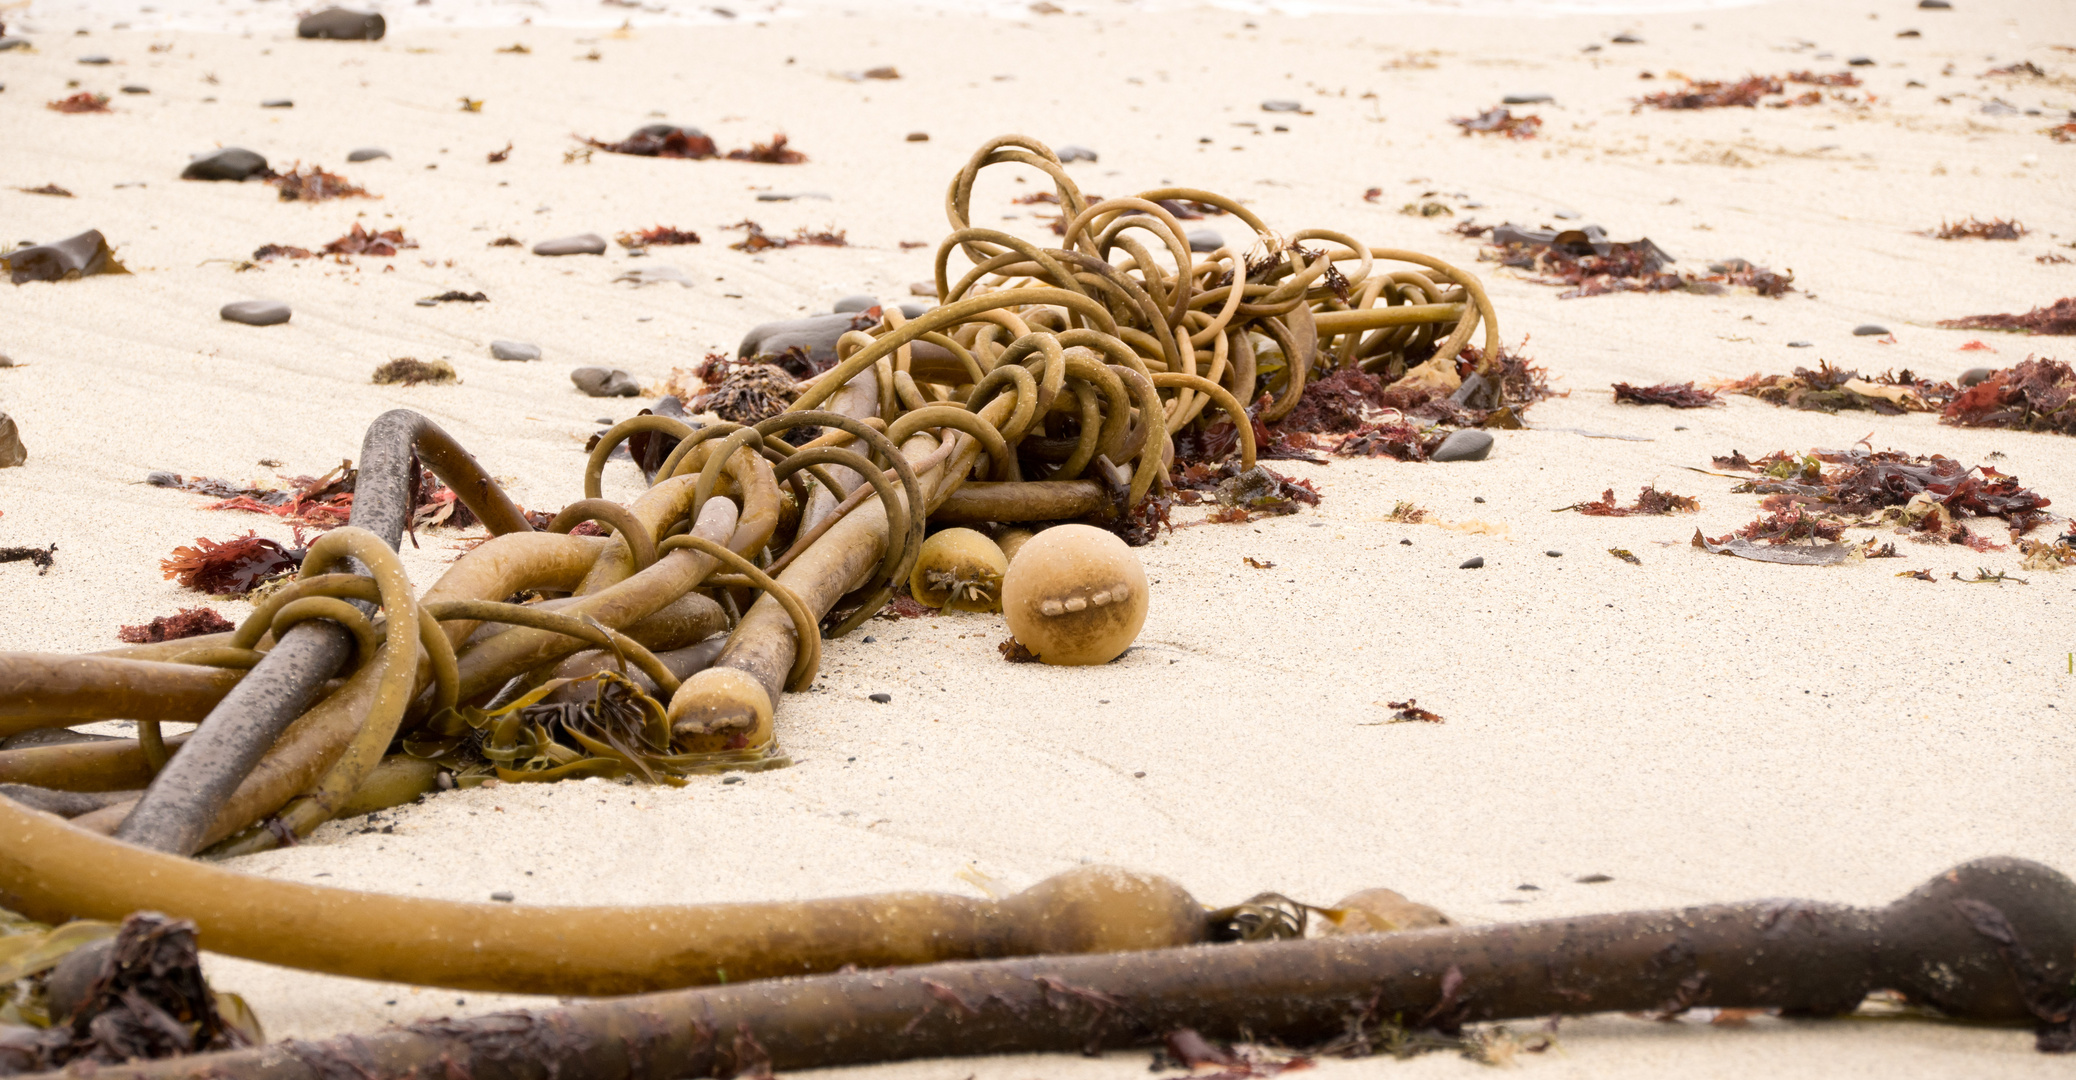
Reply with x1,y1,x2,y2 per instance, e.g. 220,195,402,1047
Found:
1169,463,1320,521
1720,363,1952,415
1710,446,2053,544
725,221,847,252
1941,357,2076,434
581,124,718,158
1938,297,2076,336
325,223,415,256
1380,699,1444,723
1984,61,2047,78
15,184,74,197
151,461,358,529
691,364,799,423
1558,485,1699,516
1633,71,1862,110
615,226,701,248
46,92,111,113
1613,381,1720,408
269,165,370,202
423,291,488,303
1931,217,2027,240
161,532,303,595
0,544,57,575
998,637,1041,663
371,358,458,386
487,142,512,164
726,134,807,164
2047,121,2076,144
1608,548,1642,564
1451,107,1541,139
1479,225,1791,299
118,608,237,643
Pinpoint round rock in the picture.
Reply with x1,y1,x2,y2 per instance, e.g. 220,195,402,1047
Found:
121,85,150,94
181,147,269,182
1545,550,1562,557
832,294,879,313
1431,429,1493,462
345,147,391,162
1958,366,1995,387
490,340,540,362
220,299,291,326
1186,228,1225,253
868,692,892,704
570,367,640,397
1787,340,1813,348
1502,92,1554,105
1056,145,1098,163
298,7,386,40
1460,556,1485,569
0,411,26,469
1853,324,1890,336
533,234,606,257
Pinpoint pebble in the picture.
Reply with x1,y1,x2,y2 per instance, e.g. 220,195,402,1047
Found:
181,147,270,182
1787,340,1813,348
1186,228,1224,253
833,294,879,313
1460,556,1485,569
1056,145,1098,163
260,99,293,109
345,147,390,162
570,367,640,397
1918,0,1950,8
1261,100,1303,112
533,234,606,256
1610,32,1642,43
1847,56,1875,66
78,55,111,65
298,7,387,39
489,891,514,902
1853,324,1889,336
1958,366,1995,387
0,412,25,469
909,281,939,297
1431,429,1493,462
0,38,27,52
0,352,12,368
220,299,291,326
739,312,863,368
489,340,540,362
121,85,150,94
905,131,929,142
1399,539,1412,546
868,692,892,704
1546,550,1562,557
1502,92,1554,104
613,265,693,288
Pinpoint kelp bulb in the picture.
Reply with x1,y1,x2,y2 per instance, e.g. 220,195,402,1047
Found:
909,528,1009,612
999,525,1148,666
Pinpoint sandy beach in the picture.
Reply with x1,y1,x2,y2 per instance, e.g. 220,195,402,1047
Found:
2,0,2074,1074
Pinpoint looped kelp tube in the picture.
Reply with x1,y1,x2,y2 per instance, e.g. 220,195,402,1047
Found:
14,136,2058,1065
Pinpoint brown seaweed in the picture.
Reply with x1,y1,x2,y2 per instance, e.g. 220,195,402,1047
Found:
1450,107,1541,139
324,223,415,256
615,226,702,248
1720,363,1953,414
1634,71,1861,110
0,544,57,576
268,165,370,203
371,359,458,386
1932,217,2027,241
580,125,718,159
1941,357,2076,434
117,609,238,644
1691,529,1855,565
1938,298,2076,336
1482,226,1793,300
1612,381,1720,408
1711,446,2052,541
15,184,74,197
725,134,807,164
725,221,847,252
1559,485,1699,516
160,532,303,596
692,365,799,424
46,93,111,114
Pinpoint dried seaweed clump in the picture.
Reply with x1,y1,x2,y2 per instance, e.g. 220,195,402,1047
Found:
161,531,303,595
372,358,458,386
725,221,847,252
615,226,701,248
149,461,358,529
324,223,416,256
1713,447,2053,546
1937,297,2076,336
1559,485,1700,516
1613,381,1720,408
1480,226,1791,300
46,92,111,113
1633,71,1861,110
691,364,799,424
1932,217,2027,241
1170,462,1320,522
726,134,807,164
581,125,718,159
1942,357,2076,435
2048,121,2076,144
269,165,370,203
14,913,258,1072
1720,363,1954,415
117,607,237,643
1451,107,1541,139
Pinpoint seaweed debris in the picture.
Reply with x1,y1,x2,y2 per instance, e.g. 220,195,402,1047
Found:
1559,485,1699,516
1478,225,1791,299
1719,363,1951,415
15,184,74,197
1692,529,1855,565
1941,357,2076,434
117,608,237,643
726,134,807,164
149,461,358,529
1634,71,1863,110
1608,548,1641,564
424,290,489,303
581,125,718,159
1710,446,2053,544
998,637,1041,663
725,221,847,252
269,165,370,203
615,226,701,248
1613,381,1720,408
46,92,111,113
1451,107,1541,139
691,363,799,424
2047,121,2076,144
1931,217,2027,240
1938,297,2076,336
325,223,415,256
1380,699,1444,724
0,544,57,575
24,912,258,1070
372,358,458,386
1169,463,1319,521
161,532,303,596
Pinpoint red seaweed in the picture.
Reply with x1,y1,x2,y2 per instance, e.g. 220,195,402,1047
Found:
161,532,303,596
117,608,237,644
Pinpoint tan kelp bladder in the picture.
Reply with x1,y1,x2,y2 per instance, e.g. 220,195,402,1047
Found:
1001,524,1149,665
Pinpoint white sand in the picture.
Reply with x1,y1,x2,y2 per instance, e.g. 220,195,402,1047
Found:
3,0,2074,1075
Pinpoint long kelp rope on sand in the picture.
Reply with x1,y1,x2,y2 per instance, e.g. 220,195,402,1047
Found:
0,135,2064,1066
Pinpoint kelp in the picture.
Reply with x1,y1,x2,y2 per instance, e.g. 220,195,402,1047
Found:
0,546,56,576
1613,381,1719,408
323,223,415,256
580,125,718,158
1932,217,2027,241
725,134,807,164
1450,107,1540,139
1691,529,1855,565
725,221,847,252
2,231,131,285
371,359,457,386
116,610,237,644
691,365,799,424
1558,485,1699,516
1942,357,2076,434
159,533,303,596
1938,297,2076,336
267,165,370,203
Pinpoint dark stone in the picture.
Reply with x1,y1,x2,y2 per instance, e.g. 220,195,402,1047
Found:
78,55,111,65
1449,372,1499,410
1186,228,1224,253
121,85,150,94
1546,550,1562,557
489,891,514,902
1460,556,1484,569
298,7,386,40
1431,429,1493,462
181,147,269,181
1261,100,1303,112
1056,145,1098,163
0,411,25,468
1958,366,1995,387
260,98,293,108
490,340,540,361
1610,32,1642,44
1399,538,1412,545
1848,56,1875,66
221,299,291,326
2,230,125,284
43,938,111,1020
868,692,892,703
533,233,606,256
1502,93,1554,105
1853,324,1890,336
906,131,928,142
1918,0,1951,8
345,147,390,162
832,294,879,313
571,367,640,397
1787,340,1813,348
739,311,870,369
0,38,28,52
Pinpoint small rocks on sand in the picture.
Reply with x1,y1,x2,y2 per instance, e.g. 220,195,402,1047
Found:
905,132,929,142
1546,550,1562,557
571,367,640,397
1787,340,1813,348
1853,324,1889,336
345,147,390,162
1261,100,1303,113
298,7,386,40
78,55,111,65
260,99,293,109
490,340,540,362
1460,556,1484,569
219,299,291,326
868,692,892,704
833,294,878,313
1186,228,1224,253
1431,429,1493,462
181,147,269,182
1056,145,1098,163
1503,93,1554,105
0,412,25,468
533,234,606,256
1959,366,1995,387
1918,0,1950,8
121,85,149,95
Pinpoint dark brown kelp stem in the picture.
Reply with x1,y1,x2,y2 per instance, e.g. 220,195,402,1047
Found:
114,411,529,856
39,858,2075,1080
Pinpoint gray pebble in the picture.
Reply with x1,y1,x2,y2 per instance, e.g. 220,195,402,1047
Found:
1056,145,1098,163
78,55,111,65
1400,539,1412,545
1261,100,1303,112
413,299,437,307
1431,429,1493,462
1787,340,1813,348
489,891,514,902
868,692,892,703
721,775,743,784
346,147,390,162
0,38,28,52
1546,550,1562,557
181,147,270,182
1460,556,1484,569
43,940,110,1021
571,367,640,397
121,85,150,94
1958,366,1995,387
1848,56,1875,66
533,233,606,257
260,99,293,109
1502,93,1554,105
739,312,866,369
0,411,26,468
0,352,13,368
1186,228,1225,253
832,294,879,313
220,299,291,326
298,7,387,40
1610,32,1642,44
1852,324,1889,336
490,340,540,362
1918,0,1950,6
